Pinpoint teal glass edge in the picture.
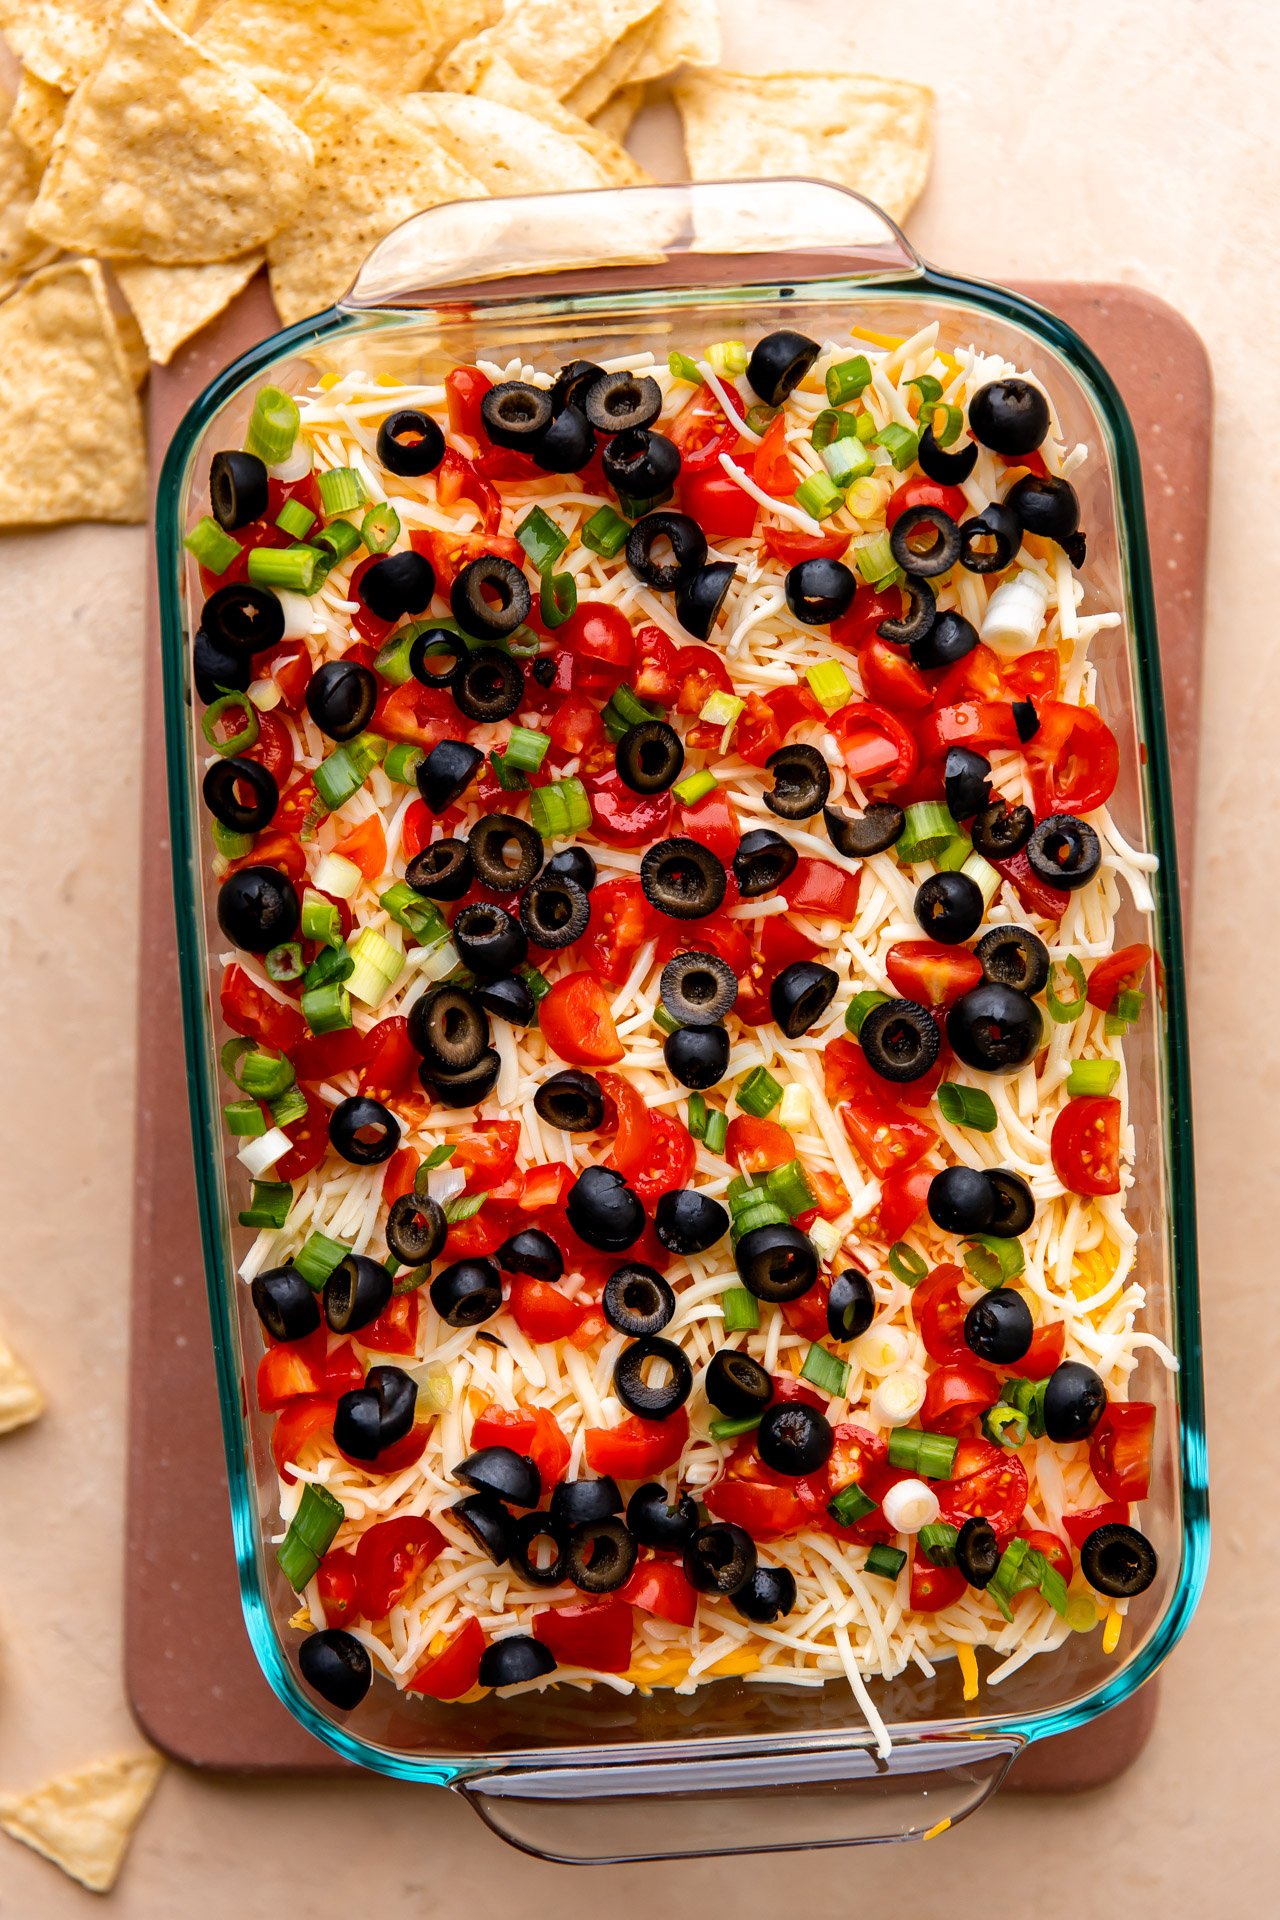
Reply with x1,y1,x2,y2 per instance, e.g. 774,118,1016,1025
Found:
154,265,1206,1783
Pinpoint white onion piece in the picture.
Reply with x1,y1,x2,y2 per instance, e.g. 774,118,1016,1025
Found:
881,1477,939,1533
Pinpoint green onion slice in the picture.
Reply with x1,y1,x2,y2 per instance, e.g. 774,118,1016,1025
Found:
293,1231,351,1291
936,1082,998,1132
444,1190,487,1225
825,356,872,405
703,1108,728,1156
360,501,400,553
827,1481,877,1526
736,1066,783,1118
517,505,569,572
667,351,703,385
845,989,889,1037
801,1343,850,1397
184,514,242,574
201,690,260,757
275,496,316,539
530,776,591,838
721,1286,760,1333
245,387,300,465
865,1543,907,1581
581,504,631,558
888,1242,928,1287
265,942,303,984
962,1236,1024,1288
277,1482,344,1590
897,800,960,864
709,1413,762,1442
540,569,577,630
238,1179,293,1230
1066,1057,1121,1097
873,423,920,471
1045,954,1088,1024
318,466,365,516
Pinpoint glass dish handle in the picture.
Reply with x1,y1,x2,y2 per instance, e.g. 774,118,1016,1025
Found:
452,1734,1024,1862
343,179,924,311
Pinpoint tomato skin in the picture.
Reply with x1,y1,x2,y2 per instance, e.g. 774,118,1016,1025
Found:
1087,943,1151,1012
885,940,983,1010
331,814,386,882
918,700,1021,762
735,691,784,766
220,963,305,1054
1026,702,1119,814
561,600,635,670
1005,1319,1065,1380
780,857,861,922
1089,1402,1155,1501
857,637,937,713
823,1033,945,1114
316,1550,360,1625
597,1070,653,1175
445,366,491,439
762,525,851,565
832,700,919,788
272,1395,337,1484
840,1095,936,1180
533,1598,634,1673
669,381,742,472
921,1361,1000,1435
225,831,307,891
1051,1095,1122,1196
910,1553,968,1612
471,1405,570,1496
673,786,740,866
586,768,673,849
725,1115,794,1174
1022,1529,1073,1586
915,1264,970,1366
705,1476,809,1538
655,907,751,977
736,916,819,1025
435,446,501,530
451,1119,521,1189
584,1408,689,1479
292,1024,371,1082
548,693,605,763
672,643,733,716
357,1016,417,1103
538,972,624,1066
371,680,455,751
618,1558,698,1627
582,878,657,984
1062,1501,1130,1549
235,708,294,790
630,627,677,704
256,1333,363,1412
522,1163,574,1210
875,1165,932,1243
993,847,1070,922
508,1276,587,1344
359,1292,420,1355
682,466,757,537
752,415,796,496
830,587,902,652
935,1438,1029,1546
409,526,524,594
886,476,969,529
273,1085,330,1182
623,1113,696,1207
381,1146,419,1205
353,1515,446,1621
407,1615,485,1698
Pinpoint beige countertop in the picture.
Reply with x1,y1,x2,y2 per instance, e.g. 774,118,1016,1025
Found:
1,0,1276,1908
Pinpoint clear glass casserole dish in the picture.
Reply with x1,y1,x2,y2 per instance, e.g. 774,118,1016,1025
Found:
155,181,1206,1860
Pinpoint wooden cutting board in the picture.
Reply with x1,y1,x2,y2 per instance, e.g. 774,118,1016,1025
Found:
127,276,1208,1781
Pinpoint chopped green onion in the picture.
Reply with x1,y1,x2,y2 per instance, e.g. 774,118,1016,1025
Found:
888,1241,928,1286
845,989,889,1037
1031,1550,1070,1618
293,1231,352,1290
887,1428,958,1478
311,850,362,902
779,1082,810,1130
999,1375,1048,1441
687,1092,708,1141
201,690,260,756
934,832,973,873
707,339,748,377
530,775,591,838
726,1172,766,1213
247,544,325,594
539,569,577,630
917,1522,959,1567
301,980,352,1034
346,926,405,1008
961,850,1002,908
360,501,400,553
238,1179,293,1229
926,402,964,448
269,1086,308,1129
444,1190,487,1225
224,1098,266,1137
581,504,631,558
312,732,386,812
699,689,743,729
275,496,315,539
516,504,569,572
503,726,550,774
1045,954,1088,1024
653,1005,681,1036
764,1158,815,1219
672,768,717,806
1067,1057,1121,1096
301,889,342,948
865,1543,907,1581
897,800,960,864
907,374,944,407
828,1481,877,1526
795,472,844,521
874,423,920,470
736,1066,783,1118
1105,988,1145,1036
1066,1593,1099,1634
212,819,254,860
811,408,861,451
825,355,872,405
963,1236,1024,1288
383,743,425,786
318,466,365,515
854,530,896,584
744,403,778,434
312,518,362,565
602,682,663,740
667,350,703,384
983,1403,1029,1450
721,1286,760,1333
936,1083,998,1132
801,1343,850,1397
730,1201,790,1241
709,1413,762,1442
303,945,353,991
185,514,242,574
703,1108,728,1156
277,1481,344,1590
805,659,853,713
223,1041,293,1101
244,387,300,465
413,1146,457,1193
265,942,304,984
520,965,552,1008
854,412,879,444
821,435,875,487
488,749,529,792
374,622,425,686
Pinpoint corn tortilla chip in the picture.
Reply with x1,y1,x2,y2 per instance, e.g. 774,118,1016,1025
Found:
402,93,611,196
0,0,197,90
1,103,60,301
0,1330,44,1435
0,259,147,524
438,0,662,102
589,83,644,145
469,54,648,186
10,72,69,164
267,80,485,327
565,0,718,119
0,1752,164,1893
30,0,313,263
117,254,263,364
675,71,933,225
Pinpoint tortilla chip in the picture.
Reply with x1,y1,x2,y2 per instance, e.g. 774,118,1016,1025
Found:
438,0,662,102
267,79,485,327
10,72,68,164
589,83,644,144
565,0,718,119
0,1752,164,1894
470,54,648,187
1,104,59,301
116,254,262,363
29,0,313,263
0,259,147,524
675,71,933,225
0,0,197,90
0,1331,43,1435
402,93,611,196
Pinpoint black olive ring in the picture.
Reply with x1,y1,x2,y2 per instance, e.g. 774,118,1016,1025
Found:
889,505,962,578
613,1336,694,1420
203,755,278,832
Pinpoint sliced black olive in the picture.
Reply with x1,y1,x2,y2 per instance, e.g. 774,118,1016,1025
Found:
365,1365,417,1447
627,1483,698,1552
958,503,1021,574
964,1288,1033,1364
970,799,1034,861
758,1400,833,1476
193,627,250,703
827,1268,874,1342
545,845,597,892
747,329,820,407
660,950,737,1024
625,511,707,591
663,1023,731,1090
615,1337,693,1420
251,1266,320,1343
910,608,978,671
890,504,962,578
299,1629,372,1710
204,757,278,836
1043,1362,1107,1442
1027,814,1101,891
430,1257,503,1327
771,961,839,1038
479,1635,556,1687
616,720,684,794
385,1192,447,1267
603,1265,675,1337
457,1445,541,1509
405,837,473,901
1012,697,1039,743
332,1387,382,1460
823,802,905,858
917,424,979,485
640,836,727,919
419,1050,501,1107
928,1165,997,1234
305,658,377,741
551,359,603,416
510,1513,569,1587
969,378,1050,457
475,973,536,1027
201,582,284,656
859,997,941,1083
359,550,435,622
975,925,1049,996
732,1565,797,1625
675,561,736,640
467,813,543,893
565,1515,638,1593
735,1223,818,1302
955,1515,1001,1588
480,379,553,449
210,449,268,530
784,557,857,625
519,873,590,947
705,1348,772,1419
451,903,528,979
531,655,558,688
944,746,992,822
417,739,484,813
375,407,444,475
732,827,798,897
876,575,936,646
409,626,466,689
764,742,831,820
408,984,490,1074
216,860,296,948
986,1168,1035,1237
655,1188,729,1256
452,647,524,723
566,1165,644,1252
1081,1523,1158,1598
550,1477,622,1530
685,1521,756,1597
602,425,681,504
947,983,1042,1074
453,1491,516,1565
533,403,595,473
534,1068,604,1132
451,556,531,639
330,1095,400,1165
584,369,662,433
323,1254,393,1333
913,871,985,945
496,1228,564,1284
1003,471,1080,547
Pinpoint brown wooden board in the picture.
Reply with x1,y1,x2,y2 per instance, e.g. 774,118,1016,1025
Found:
127,278,1209,1781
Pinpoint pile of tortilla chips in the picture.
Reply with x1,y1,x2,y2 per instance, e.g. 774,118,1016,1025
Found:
0,0,932,531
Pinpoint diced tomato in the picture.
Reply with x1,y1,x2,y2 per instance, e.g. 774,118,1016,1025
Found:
672,643,733,716
521,1162,574,1210
345,553,397,644
1025,702,1119,815
445,366,491,440
339,1421,431,1476
435,446,501,531
752,415,796,497
921,1361,1000,1435
1005,1319,1066,1380
1006,647,1061,703
681,466,757,538
371,680,455,751
1062,1502,1131,1550
220,963,305,1053
655,908,751,978
993,847,1070,922
474,446,542,484
918,700,1021,762
875,1165,932,1243
443,1205,511,1260
357,1017,417,1104
586,768,672,848
673,785,740,865
626,1112,697,1206
224,830,307,891
292,1025,372,1082
407,1614,485,1698
409,526,524,595
538,972,624,1066
273,773,318,840
256,1333,363,1412
1089,1402,1155,1502
271,1395,337,1484
767,683,825,736
999,447,1049,478
582,877,658,984
762,524,852,565
381,1146,419,1205
705,1476,809,1538
1052,1095,1122,1196
359,1292,420,1355
274,1086,330,1182
832,700,919,788
451,1119,521,1189
533,1598,634,1673
822,1032,945,1113
618,1557,698,1628
935,1437,1029,1545
216,706,293,792
597,1067,653,1166
470,1404,570,1496
736,915,819,1025
910,1553,968,1612
857,637,938,713
328,816,385,886
316,1549,360,1626
915,1264,970,1365
547,693,606,766
885,476,969,529
1023,1529,1073,1586
840,1095,935,1180
1087,943,1151,1013
630,627,678,704
734,691,784,766
885,940,983,1011
780,857,861,922
584,1408,689,1479
508,1275,587,1343
725,1114,795,1174
669,380,743,471
830,586,903,653
353,1514,446,1621
561,600,635,670
809,1168,850,1222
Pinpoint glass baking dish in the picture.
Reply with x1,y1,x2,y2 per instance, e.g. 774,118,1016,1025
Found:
155,180,1206,1860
